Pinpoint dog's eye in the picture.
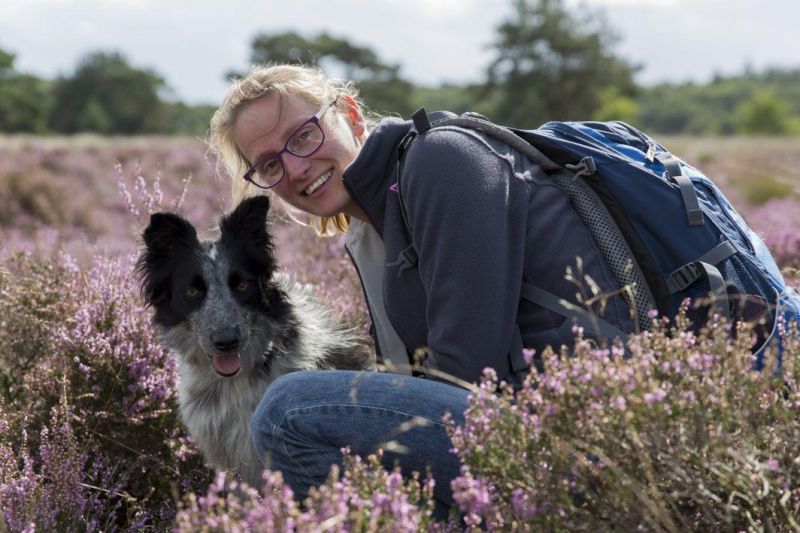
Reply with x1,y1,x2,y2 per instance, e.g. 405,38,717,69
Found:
186,287,202,298
236,280,249,292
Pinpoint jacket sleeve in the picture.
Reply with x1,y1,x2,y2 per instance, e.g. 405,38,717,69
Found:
401,127,532,384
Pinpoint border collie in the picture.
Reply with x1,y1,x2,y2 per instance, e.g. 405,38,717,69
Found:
136,195,372,486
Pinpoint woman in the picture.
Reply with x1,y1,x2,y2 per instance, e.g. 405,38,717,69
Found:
209,64,635,514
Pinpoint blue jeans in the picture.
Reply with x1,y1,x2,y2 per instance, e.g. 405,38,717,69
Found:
250,370,470,516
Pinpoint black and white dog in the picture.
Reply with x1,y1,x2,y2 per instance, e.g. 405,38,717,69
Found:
137,195,372,486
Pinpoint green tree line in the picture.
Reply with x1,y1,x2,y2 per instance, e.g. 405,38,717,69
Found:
1,0,798,136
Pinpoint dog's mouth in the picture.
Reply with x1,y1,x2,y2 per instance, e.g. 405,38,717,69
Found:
212,352,241,377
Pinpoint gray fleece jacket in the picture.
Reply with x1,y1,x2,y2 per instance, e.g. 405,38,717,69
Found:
343,117,635,385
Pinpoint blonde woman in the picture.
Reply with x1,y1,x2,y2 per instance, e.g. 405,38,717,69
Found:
210,64,634,515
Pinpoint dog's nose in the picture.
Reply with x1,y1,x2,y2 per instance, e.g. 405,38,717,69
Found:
212,327,240,352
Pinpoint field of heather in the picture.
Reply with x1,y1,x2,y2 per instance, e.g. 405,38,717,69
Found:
1,134,800,531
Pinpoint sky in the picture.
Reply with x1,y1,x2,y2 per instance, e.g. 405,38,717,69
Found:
1,0,799,105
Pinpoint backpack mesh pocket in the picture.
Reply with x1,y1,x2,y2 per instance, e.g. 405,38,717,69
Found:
682,254,775,350
550,172,655,331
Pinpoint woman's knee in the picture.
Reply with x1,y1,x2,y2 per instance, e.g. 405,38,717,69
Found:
251,371,311,436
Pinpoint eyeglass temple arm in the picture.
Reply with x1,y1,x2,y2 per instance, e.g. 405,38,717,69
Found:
314,96,340,119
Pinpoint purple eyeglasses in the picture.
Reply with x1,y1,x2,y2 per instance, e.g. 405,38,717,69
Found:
243,97,339,189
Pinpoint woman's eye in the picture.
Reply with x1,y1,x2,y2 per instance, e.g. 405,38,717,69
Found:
236,280,249,292
186,287,201,297
260,160,281,175
289,126,315,149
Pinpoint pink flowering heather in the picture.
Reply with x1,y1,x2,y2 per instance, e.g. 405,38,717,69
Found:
175,451,437,532
0,137,226,264
744,198,800,284
273,221,371,335
447,309,800,530
0,399,129,531
0,251,208,530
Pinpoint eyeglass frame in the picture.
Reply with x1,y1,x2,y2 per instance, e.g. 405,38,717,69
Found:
242,96,340,190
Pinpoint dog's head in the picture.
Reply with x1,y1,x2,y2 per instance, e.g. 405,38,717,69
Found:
137,196,292,378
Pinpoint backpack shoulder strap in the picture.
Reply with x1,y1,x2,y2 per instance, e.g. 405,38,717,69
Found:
408,108,562,171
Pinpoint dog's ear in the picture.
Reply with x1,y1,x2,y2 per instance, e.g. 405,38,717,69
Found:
137,212,199,308
142,212,199,254
219,196,272,251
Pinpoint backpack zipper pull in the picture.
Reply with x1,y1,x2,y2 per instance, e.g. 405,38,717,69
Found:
645,141,657,163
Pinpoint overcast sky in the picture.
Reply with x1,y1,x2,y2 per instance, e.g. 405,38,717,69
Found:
2,0,799,105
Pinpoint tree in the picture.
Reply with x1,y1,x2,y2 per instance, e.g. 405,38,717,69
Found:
49,52,166,134
734,89,796,135
0,46,51,133
246,31,416,116
635,68,800,135
484,0,638,126
592,87,639,123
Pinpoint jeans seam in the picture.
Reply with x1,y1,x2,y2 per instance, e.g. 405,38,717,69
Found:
273,409,320,490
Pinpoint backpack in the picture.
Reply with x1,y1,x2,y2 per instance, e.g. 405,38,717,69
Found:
395,109,800,370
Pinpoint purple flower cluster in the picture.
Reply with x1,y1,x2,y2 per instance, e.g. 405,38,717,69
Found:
0,250,208,531
447,312,800,530
0,136,226,265
175,451,438,532
744,198,800,280
54,253,178,417
0,402,127,531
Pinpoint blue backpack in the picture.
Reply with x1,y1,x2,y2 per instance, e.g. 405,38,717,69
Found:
398,110,800,369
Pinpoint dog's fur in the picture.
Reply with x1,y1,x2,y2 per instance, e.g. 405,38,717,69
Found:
136,196,372,486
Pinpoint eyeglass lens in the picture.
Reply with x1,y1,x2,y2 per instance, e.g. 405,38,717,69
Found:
252,121,324,187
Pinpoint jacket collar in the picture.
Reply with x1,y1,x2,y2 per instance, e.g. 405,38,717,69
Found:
343,118,412,236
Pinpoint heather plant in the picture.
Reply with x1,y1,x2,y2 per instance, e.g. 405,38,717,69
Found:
0,251,210,530
746,198,800,275
0,136,226,264
273,221,371,335
446,310,800,531
175,450,439,532
0,394,129,531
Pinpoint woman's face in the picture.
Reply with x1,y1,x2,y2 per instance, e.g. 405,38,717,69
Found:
232,92,367,220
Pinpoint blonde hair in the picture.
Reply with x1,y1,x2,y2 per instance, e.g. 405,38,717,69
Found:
209,64,378,236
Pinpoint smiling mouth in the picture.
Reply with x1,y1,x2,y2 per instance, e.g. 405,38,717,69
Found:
302,169,332,196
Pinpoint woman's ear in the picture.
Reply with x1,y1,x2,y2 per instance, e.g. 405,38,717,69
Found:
340,94,366,139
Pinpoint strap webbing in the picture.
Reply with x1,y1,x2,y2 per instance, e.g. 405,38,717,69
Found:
658,153,704,226
659,154,682,178
665,240,738,321
520,283,629,343
509,325,528,373
413,114,561,172
698,261,730,321
665,240,737,294
673,175,705,226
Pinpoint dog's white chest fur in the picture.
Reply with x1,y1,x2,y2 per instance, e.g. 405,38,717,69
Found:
177,363,273,487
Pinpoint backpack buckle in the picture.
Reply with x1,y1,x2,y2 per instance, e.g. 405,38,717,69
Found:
666,262,702,293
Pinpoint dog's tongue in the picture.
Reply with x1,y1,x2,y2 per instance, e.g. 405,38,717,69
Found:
213,353,241,376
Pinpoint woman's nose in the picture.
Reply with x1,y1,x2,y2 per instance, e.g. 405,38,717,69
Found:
282,152,311,181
